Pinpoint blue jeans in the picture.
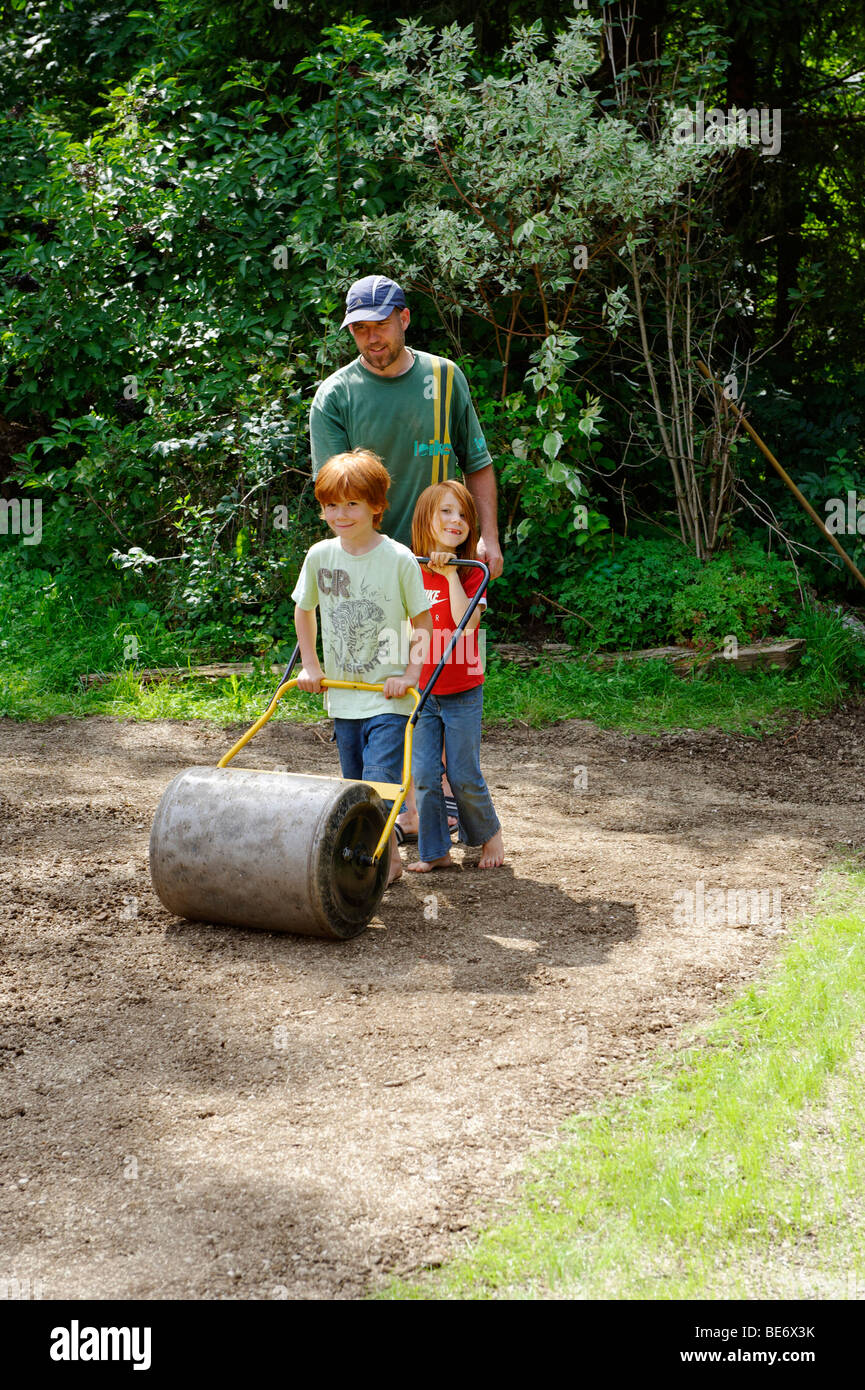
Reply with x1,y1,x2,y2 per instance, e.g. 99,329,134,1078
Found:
333,713,408,809
412,685,500,861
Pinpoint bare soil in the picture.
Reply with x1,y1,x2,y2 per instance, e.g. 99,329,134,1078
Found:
1,708,863,1300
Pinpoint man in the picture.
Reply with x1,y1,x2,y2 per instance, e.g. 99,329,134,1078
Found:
309,274,504,839
309,274,504,579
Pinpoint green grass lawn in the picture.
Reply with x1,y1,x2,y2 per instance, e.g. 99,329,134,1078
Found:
1,557,862,734
0,654,852,735
380,863,865,1300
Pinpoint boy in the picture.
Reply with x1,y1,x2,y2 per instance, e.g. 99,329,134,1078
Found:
292,448,433,884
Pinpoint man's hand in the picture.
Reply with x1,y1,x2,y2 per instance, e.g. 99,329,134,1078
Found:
296,665,325,693
477,534,503,579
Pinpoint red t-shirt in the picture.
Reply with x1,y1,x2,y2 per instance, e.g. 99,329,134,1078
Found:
419,564,486,695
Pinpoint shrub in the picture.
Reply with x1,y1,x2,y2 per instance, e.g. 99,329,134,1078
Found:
549,536,803,652
557,536,704,649
670,543,801,648
789,601,865,697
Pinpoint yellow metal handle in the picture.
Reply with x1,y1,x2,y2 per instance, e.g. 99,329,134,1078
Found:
217,679,421,864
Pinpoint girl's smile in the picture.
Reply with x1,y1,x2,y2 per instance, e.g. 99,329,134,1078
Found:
431,490,470,550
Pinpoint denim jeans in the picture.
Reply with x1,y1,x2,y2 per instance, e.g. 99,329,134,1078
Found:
333,712,408,809
412,684,500,861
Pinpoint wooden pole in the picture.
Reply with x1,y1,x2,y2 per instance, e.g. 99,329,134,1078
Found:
697,360,865,595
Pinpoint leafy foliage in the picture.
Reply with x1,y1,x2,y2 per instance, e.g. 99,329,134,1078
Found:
2,3,864,694
670,543,801,648
556,537,704,650
545,536,803,653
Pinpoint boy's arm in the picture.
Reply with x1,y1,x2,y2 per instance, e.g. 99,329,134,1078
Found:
382,610,433,699
294,604,325,692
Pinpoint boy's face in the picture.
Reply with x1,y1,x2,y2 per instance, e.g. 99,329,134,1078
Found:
323,496,378,542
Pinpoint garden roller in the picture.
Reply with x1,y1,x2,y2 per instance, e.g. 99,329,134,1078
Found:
148,558,489,940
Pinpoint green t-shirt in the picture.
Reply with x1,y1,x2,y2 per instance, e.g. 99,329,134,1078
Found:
309,350,493,548
291,534,431,719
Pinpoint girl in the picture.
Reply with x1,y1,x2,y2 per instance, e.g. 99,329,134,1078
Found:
408,481,504,872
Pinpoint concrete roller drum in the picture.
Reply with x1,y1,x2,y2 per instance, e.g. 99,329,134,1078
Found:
147,557,489,942
149,766,389,940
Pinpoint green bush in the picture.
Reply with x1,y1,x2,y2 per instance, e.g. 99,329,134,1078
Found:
556,536,704,649
548,536,804,652
670,543,801,648
789,601,865,697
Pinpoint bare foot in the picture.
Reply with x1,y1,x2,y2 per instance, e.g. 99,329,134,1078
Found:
407,853,454,873
477,830,504,869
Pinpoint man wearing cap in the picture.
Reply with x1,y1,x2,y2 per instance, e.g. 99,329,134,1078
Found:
309,274,503,578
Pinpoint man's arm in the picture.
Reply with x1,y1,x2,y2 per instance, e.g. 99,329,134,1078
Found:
464,465,503,579
309,387,350,476
449,360,503,578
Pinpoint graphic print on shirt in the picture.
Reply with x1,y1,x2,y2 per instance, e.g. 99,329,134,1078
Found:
319,567,387,675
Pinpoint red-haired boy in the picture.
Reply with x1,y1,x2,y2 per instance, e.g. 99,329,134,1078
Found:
292,449,433,884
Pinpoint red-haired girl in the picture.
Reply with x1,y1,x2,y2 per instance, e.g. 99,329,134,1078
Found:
408,482,504,871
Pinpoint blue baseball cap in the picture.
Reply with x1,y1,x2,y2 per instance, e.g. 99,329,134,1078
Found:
341,274,407,328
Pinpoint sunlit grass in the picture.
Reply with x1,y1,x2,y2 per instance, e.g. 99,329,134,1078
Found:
1,553,862,735
381,864,865,1300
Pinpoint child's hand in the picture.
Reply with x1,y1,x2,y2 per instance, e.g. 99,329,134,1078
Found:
426,551,455,574
383,675,412,699
296,666,324,693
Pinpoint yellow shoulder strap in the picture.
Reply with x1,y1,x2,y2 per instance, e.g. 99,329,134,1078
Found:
430,358,455,486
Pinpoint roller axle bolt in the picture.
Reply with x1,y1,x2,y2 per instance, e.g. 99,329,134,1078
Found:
341,846,374,868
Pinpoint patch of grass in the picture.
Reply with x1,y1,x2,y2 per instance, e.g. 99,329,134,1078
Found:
381,863,865,1300
0,665,326,725
0,556,312,723
2,553,862,733
3,646,845,733
482,654,848,735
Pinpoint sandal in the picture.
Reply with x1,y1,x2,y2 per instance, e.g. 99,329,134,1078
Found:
445,796,461,840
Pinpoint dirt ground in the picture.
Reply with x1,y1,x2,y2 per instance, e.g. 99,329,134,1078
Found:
1,707,863,1300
